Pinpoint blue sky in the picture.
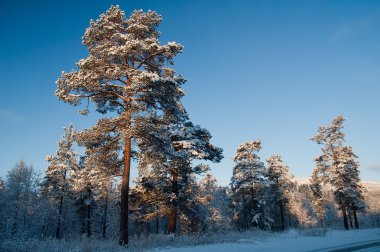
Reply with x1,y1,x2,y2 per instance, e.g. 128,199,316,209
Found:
1,0,379,185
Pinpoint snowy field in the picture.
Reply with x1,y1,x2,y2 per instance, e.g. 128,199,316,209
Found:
2,228,380,252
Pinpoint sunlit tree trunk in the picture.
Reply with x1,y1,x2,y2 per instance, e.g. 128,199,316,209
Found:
119,109,132,245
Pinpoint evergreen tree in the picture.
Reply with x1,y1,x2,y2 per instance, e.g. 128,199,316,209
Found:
266,154,293,230
168,122,223,234
334,146,366,228
74,120,122,238
43,124,79,239
311,114,366,230
310,167,325,227
230,140,272,230
55,5,187,245
198,173,226,232
137,121,223,234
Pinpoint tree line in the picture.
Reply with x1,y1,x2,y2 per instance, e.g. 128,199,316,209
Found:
0,5,373,246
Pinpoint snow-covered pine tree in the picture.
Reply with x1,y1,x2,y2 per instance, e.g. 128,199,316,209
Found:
333,146,366,229
198,173,226,232
55,5,187,245
310,166,325,227
311,114,366,230
168,122,223,234
43,124,79,239
230,140,272,230
74,119,122,238
136,120,223,234
266,154,293,230
133,114,173,234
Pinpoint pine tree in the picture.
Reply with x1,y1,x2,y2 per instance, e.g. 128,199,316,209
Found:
230,140,271,230
56,5,187,245
334,146,366,228
137,120,223,234
44,124,79,239
168,122,223,234
266,154,293,230
198,173,225,232
311,114,366,230
74,120,122,238
310,167,325,227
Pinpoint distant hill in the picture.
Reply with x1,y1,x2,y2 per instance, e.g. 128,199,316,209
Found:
294,177,380,194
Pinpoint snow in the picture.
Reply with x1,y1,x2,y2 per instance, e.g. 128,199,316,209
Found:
149,228,380,252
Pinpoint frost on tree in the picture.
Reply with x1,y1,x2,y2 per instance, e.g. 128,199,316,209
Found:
311,114,366,230
198,173,230,232
43,124,79,239
310,165,326,227
4,161,39,240
230,140,272,230
73,122,122,238
55,5,187,245
266,154,294,230
136,120,223,234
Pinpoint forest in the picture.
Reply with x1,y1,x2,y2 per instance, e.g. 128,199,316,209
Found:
1,5,380,252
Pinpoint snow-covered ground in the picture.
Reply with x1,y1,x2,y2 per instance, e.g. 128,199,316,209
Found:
2,228,380,251
150,228,380,252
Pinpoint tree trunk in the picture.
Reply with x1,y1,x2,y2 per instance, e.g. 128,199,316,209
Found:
56,194,64,239
353,209,359,229
12,195,19,238
119,111,132,245
168,167,179,234
319,217,323,228
156,212,159,235
87,188,92,238
102,185,109,239
348,208,353,228
341,200,349,230
279,199,285,231
81,212,86,235
56,170,66,239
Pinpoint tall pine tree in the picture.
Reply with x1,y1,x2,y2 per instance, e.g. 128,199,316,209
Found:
56,6,187,245
311,114,366,230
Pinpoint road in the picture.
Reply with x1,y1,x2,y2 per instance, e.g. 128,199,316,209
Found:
310,239,380,252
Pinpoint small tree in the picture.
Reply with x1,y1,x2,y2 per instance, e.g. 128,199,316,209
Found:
4,160,39,239
43,124,79,239
56,6,187,245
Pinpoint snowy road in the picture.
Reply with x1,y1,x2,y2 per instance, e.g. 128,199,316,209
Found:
150,228,380,252
311,239,380,251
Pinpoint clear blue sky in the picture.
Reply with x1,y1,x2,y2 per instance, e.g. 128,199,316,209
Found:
1,0,379,185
